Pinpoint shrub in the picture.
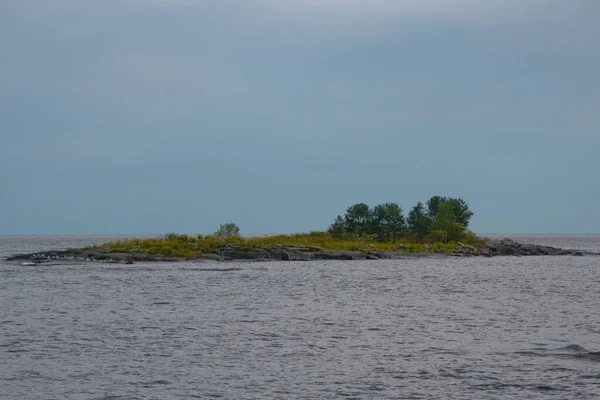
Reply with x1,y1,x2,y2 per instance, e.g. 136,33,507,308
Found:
214,223,240,238
427,230,447,243
461,230,487,246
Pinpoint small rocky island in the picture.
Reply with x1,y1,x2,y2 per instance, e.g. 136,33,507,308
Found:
6,238,594,265
5,198,596,265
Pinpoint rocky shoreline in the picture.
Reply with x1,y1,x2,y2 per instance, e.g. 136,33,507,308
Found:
4,238,595,265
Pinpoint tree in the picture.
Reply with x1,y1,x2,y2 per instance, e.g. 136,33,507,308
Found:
428,202,465,242
447,197,474,227
426,196,473,227
371,203,406,242
214,222,240,238
344,203,372,237
407,201,431,238
328,215,346,238
426,196,445,220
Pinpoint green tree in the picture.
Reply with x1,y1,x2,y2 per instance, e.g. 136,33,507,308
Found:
426,196,445,219
328,215,346,238
344,203,372,237
371,202,406,242
445,197,473,227
214,222,240,238
428,202,465,242
407,201,431,238
426,196,473,227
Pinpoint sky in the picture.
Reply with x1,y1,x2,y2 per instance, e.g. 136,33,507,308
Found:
1,0,599,235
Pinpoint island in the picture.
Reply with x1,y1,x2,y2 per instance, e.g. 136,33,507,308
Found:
5,197,595,264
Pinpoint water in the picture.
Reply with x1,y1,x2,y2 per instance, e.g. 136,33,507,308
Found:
1,235,599,399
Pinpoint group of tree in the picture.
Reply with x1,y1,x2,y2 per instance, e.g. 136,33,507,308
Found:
328,196,474,243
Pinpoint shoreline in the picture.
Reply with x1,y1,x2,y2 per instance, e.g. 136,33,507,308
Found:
5,238,594,265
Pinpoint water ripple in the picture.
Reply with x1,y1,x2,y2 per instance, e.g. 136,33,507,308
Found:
1,235,600,399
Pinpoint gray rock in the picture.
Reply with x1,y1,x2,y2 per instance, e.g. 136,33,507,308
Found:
482,238,589,257
280,251,314,261
314,251,365,260
199,254,224,261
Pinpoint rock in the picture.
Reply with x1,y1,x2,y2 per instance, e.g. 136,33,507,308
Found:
455,242,477,255
280,251,314,261
199,254,224,261
457,242,476,250
314,251,365,260
247,249,272,259
481,238,589,257
280,245,323,253
396,244,408,251
220,250,251,260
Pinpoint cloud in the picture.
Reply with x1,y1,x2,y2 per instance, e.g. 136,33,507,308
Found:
121,0,567,27
260,0,544,20
123,0,544,17
121,0,196,7
111,0,599,50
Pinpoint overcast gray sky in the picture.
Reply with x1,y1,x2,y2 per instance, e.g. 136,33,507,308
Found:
1,0,599,235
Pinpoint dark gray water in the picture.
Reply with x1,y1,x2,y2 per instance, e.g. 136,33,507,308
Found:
1,235,600,399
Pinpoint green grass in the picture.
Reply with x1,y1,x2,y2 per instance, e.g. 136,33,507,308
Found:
86,231,487,257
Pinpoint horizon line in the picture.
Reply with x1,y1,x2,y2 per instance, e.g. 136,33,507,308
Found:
1,232,599,237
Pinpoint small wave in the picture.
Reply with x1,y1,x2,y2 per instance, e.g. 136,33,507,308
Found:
544,367,577,373
514,350,544,356
533,385,566,392
517,344,600,363
178,267,243,272
131,379,172,387
574,351,600,362
554,344,587,352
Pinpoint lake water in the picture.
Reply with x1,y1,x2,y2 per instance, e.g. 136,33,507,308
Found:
1,235,599,399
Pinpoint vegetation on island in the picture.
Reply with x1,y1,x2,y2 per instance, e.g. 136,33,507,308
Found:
328,196,474,243
86,196,485,259
12,199,592,262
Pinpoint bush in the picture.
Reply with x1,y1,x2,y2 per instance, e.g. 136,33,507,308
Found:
461,230,487,246
427,230,447,243
214,223,240,238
